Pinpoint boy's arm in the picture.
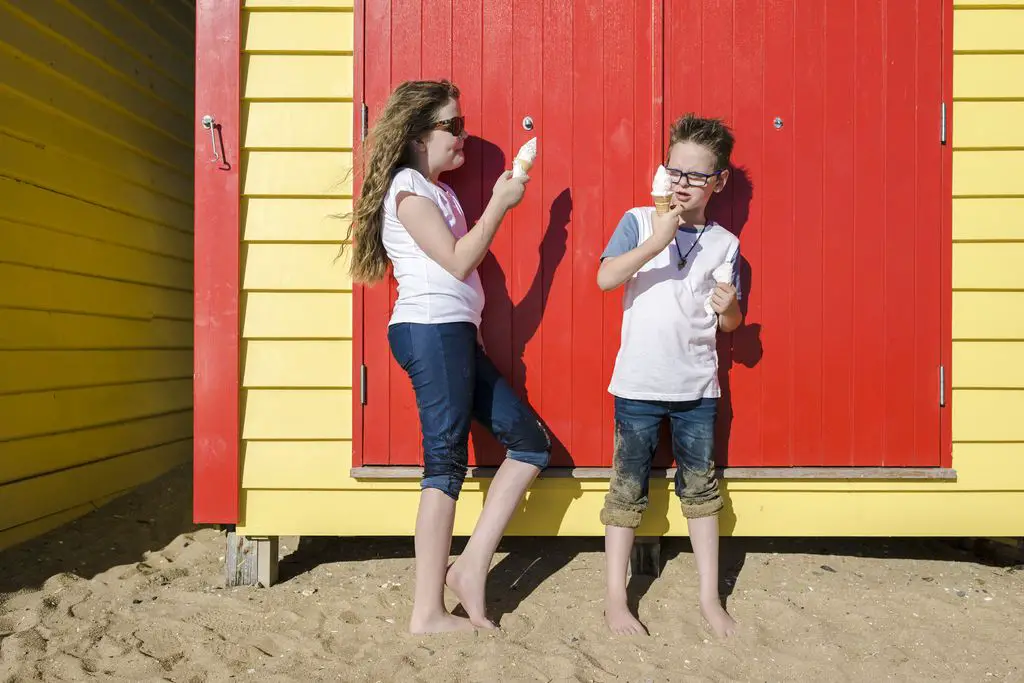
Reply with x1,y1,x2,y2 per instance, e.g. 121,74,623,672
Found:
597,206,684,291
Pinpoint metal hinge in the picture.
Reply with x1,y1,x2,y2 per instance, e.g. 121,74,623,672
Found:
360,103,368,141
360,364,367,405
940,102,947,145
939,365,946,407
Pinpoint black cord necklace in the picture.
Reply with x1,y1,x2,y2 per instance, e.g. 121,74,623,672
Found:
673,223,708,270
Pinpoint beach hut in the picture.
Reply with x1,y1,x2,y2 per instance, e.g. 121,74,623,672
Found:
194,0,1024,586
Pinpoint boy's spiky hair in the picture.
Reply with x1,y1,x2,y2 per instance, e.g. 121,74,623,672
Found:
667,113,735,171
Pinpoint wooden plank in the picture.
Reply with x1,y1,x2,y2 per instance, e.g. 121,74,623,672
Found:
242,198,351,241
0,441,189,532
243,10,354,52
0,88,193,204
954,103,1024,149
953,9,1024,51
0,134,193,231
238,441,1020,492
241,292,352,338
0,349,192,394
953,389,1024,441
241,389,352,439
0,379,192,441
1,220,193,290
953,55,1024,99
242,151,353,197
953,151,1024,196
242,243,352,291
0,309,191,350
953,242,1024,289
243,103,353,150
0,501,96,552
953,291,1024,339
0,412,192,485
954,1,1024,6
0,264,193,320
242,55,354,99
0,178,193,260
224,533,279,587
953,342,1024,387
953,198,1024,240
242,340,352,387
244,0,354,7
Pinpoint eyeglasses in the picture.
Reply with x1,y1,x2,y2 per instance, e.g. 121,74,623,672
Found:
434,116,466,137
664,167,724,188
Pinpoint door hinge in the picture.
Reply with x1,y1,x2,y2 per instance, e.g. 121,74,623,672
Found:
940,102,947,145
360,103,368,141
359,364,367,405
939,365,946,407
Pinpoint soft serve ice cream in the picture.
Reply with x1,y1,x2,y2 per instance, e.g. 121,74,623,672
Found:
512,137,537,178
651,164,673,214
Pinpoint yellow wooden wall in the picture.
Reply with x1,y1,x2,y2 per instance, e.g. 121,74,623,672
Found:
0,0,196,550
237,1,1024,537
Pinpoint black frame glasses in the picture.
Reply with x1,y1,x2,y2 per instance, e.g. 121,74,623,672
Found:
664,167,724,188
434,116,466,137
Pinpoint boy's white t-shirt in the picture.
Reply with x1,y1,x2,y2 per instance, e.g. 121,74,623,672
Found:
381,167,485,327
602,207,741,401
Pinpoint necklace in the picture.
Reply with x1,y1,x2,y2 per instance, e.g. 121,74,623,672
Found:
673,223,708,270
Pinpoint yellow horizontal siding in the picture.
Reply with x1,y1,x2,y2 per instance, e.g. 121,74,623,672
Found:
0,0,194,549
234,2,1024,539
243,11,354,52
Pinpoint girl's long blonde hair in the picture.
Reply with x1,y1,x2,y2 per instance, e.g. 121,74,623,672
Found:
342,79,461,283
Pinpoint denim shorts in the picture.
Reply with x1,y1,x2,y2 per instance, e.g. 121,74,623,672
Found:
387,321,550,500
600,396,723,528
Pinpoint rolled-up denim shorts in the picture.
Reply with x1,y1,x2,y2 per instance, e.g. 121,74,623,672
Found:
387,321,550,500
600,395,723,528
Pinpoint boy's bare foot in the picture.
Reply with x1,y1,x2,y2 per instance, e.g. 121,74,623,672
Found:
604,598,647,636
409,611,476,634
445,562,496,629
700,598,738,638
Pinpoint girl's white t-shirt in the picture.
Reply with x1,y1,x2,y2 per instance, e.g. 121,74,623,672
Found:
381,167,485,327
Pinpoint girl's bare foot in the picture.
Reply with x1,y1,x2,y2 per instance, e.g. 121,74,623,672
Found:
445,562,496,629
604,597,647,636
409,611,476,634
700,598,738,638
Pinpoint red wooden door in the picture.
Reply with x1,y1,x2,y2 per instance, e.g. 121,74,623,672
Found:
664,0,948,467
357,0,663,467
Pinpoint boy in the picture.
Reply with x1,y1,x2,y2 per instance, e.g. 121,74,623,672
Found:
597,114,742,638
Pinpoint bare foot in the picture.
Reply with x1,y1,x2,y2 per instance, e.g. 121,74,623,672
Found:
700,598,738,638
409,611,476,635
445,562,496,629
604,597,647,636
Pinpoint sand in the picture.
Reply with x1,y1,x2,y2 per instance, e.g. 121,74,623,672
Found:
1,465,1022,682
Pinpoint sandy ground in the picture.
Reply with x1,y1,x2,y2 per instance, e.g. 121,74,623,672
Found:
1,465,1022,683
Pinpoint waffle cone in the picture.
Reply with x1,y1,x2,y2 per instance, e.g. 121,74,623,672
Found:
512,157,533,177
653,195,672,215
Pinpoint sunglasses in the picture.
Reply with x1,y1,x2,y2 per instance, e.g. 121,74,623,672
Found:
434,115,466,137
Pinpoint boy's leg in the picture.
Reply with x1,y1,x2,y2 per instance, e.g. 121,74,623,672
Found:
669,397,736,638
388,323,477,634
600,397,663,635
446,344,551,628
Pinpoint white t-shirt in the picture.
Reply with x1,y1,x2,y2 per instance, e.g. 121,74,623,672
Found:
382,167,485,327
602,207,741,401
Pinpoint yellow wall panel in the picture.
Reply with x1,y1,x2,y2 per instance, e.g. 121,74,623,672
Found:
243,55,354,99
242,198,351,241
0,309,192,350
244,0,354,7
242,389,353,439
953,103,1024,150
953,243,1024,289
0,413,192,485
953,292,1024,340
243,102,353,150
242,151,353,197
954,0,1024,5
953,151,1024,197
243,340,353,387
242,292,353,339
0,349,192,394
953,9,1024,52
954,55,1024,99
243,11,354,52
952,198,1024,241
953,342,1024,388
953,389,1024,441
241,440,352,489
242,243,352,291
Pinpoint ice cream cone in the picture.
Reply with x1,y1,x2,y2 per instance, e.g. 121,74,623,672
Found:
513,157,533,178
653,194,672,215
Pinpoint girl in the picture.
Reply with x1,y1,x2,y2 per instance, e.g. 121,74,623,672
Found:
346,80,550,634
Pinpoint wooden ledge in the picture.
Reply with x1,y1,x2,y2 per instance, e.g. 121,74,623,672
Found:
350,466,957,481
